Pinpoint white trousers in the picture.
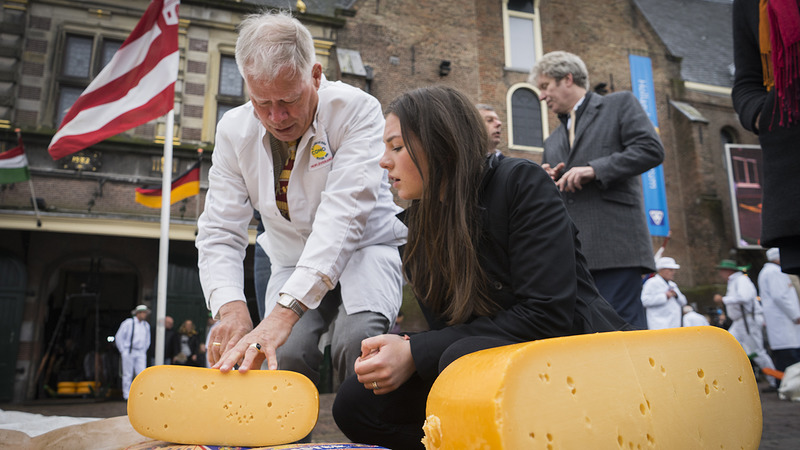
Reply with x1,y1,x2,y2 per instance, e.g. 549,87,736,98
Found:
729,317,777,385
120,350,147,399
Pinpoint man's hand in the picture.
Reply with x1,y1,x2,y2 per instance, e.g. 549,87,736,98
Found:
354,334,416,395
555,166,596,192
207,301,253,367
713,294,723,304
541,162,565,181
214,306,299,373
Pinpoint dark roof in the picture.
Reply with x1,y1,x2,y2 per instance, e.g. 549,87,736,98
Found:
634,0,734,87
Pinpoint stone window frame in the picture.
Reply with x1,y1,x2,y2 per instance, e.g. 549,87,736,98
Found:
502,0,543,73
51,27,125,129
215,52,245,125
506,82,548,153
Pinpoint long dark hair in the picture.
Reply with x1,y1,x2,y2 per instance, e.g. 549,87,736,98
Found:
386,85,496,325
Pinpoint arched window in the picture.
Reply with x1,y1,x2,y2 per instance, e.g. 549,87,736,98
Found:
507,83,547,152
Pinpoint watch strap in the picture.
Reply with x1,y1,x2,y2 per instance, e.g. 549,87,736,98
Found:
278,294,305,318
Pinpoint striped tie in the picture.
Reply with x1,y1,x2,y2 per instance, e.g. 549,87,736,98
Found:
275,140,297,220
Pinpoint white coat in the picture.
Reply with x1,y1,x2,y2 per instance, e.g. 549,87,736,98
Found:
723,271,775,373
114,316,150,399
197,78,406,322
758,262,800,350
641,274,687,329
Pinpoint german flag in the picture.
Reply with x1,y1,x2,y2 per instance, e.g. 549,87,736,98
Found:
135,160,200,208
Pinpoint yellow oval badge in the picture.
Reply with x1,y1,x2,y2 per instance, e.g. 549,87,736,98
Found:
311,143,327,160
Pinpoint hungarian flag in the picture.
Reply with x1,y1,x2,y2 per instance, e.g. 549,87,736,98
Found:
48,0,180,160
0,137,30,184
135,161,200,208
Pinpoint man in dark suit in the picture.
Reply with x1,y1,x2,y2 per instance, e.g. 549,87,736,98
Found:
530,51,664,329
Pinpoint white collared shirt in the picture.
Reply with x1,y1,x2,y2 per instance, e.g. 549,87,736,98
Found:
567,95,587,130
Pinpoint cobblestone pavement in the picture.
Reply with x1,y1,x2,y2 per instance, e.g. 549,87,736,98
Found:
2,382,797,448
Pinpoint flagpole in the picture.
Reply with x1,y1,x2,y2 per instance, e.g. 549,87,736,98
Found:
154,110,175,367
16,128,42,228
195,147,202,235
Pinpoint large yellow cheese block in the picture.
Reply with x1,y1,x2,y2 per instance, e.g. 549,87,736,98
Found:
422,327,762,449
128,366,319,447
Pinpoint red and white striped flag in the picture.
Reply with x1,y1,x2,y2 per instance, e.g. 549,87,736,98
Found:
48,0,180,160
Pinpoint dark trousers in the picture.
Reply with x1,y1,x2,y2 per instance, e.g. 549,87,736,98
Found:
772,347,800,373
333,336,516,449
591,267,647,329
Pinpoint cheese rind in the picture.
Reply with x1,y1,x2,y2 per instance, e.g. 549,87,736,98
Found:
423,327,762,449
128,366,319,447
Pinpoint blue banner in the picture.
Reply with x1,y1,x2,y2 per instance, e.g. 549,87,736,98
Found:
629,54,669,237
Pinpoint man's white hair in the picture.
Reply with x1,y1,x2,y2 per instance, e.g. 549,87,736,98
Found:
235,10,316,84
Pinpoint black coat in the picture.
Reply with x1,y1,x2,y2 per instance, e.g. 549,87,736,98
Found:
409,156,631,381
732,0,800,255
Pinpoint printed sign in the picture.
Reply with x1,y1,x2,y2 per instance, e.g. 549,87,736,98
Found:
629,54,670,237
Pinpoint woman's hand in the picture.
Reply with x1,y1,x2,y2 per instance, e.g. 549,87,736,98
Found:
354,334,416,395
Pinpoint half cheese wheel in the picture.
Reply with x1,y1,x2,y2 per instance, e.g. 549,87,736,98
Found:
422,326,762,449
128,366,319,447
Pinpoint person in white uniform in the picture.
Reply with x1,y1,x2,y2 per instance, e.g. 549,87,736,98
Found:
114,304,151,400
758,248,800,372
641,257,687,329
197,10,405,387
714,259,777,387
681,305,710,327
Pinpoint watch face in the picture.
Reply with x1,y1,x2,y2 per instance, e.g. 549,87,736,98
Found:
279,295,294,307
279,295,304,317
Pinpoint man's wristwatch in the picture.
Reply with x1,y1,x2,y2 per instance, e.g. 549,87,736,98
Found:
278,294,305,318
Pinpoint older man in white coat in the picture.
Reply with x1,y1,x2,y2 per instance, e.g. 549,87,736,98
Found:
758,248,800,372
641,257,687,329
197,11,405,388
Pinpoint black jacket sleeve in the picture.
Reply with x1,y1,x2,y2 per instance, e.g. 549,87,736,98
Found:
732,0,766,133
